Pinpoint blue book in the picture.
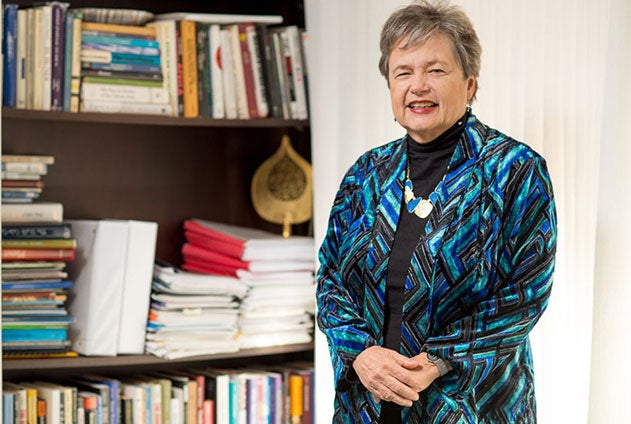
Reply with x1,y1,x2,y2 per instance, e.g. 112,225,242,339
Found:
82,42,160,56
2,392,15,423
2,4,18,107
62,11,74,111
107,52,161,66
2,280,73,290
82,34,159,48
2,328,68,342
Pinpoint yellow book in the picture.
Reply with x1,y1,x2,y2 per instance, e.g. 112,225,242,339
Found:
289,375,303,424
180,20,199,118
81,22,156,37
2,239,76,249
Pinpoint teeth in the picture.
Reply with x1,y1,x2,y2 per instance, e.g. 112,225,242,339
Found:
410,102,436,108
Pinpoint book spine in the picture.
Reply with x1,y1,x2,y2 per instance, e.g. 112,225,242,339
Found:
3,4,19,107
50,2,68,111
81,61,162,74
25,8,36,110
1,203,63,223
79,99,172,115
228,25,248,119
2,239,76,249
220,28,237,119
286,26,308,119
176,21,184,116
70,12,82,112
2,161,48,173
237,23,258,119
80,68,163,82
2,247,76,261
246,24,269,118
81,34,159,48
80,50,161,66
277,29,297,119
208,24,225,118
257,24,283,119
196,22,210,118
270,32,291,119
180,20,199,118
80,82,169,104
40,5,53,111
148,20,178,117
82,42,159,56
62,11,75,112
16,8,27,109
81,76,162,87
81,22,156,37
1,154,55,163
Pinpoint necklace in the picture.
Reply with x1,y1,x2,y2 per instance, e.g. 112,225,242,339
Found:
403,165,441,219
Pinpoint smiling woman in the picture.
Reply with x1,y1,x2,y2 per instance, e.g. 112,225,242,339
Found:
314,1,558,423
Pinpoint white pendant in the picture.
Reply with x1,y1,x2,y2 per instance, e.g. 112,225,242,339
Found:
414,199,434,219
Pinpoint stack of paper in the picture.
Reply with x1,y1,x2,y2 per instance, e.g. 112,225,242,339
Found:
146,262,248,359
181,219,315,349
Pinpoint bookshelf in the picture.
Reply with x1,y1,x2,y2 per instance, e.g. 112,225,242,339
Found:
1,0,313,391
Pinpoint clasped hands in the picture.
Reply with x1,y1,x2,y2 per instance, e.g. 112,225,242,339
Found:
352,345,440,407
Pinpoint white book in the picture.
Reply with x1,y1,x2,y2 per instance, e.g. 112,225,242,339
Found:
153,12,283,25
121,383,145,424
80,82,170,104
220,28,237,119
246,24,269,118
80,99,173,115
66,219,129,356
148,20,179,116
40,5,53,111
117,220,158,354
208,24,225,118
227,24,249,119
1,202,63,223
286,26,308,119
32,7,44,110
16,9,27,109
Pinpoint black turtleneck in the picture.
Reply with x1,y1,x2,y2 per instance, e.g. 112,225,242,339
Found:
379,110,468,423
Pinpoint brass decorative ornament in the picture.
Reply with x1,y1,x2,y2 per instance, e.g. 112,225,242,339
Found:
251,135,313,237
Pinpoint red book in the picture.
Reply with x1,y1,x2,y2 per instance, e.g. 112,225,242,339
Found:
2,247,75,261
203,400,215,424
238,23,259,118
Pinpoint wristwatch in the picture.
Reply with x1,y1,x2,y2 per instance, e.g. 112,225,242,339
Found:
426,352,450,377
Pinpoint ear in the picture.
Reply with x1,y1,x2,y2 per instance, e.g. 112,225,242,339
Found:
466,76,476,100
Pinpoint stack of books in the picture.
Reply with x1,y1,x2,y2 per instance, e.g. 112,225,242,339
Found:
181,219,316,350
79,21,170,115
1,154,52,204
146,261,248,359
1,155,76,358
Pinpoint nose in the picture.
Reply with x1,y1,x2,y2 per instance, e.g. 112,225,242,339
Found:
410,73,429,95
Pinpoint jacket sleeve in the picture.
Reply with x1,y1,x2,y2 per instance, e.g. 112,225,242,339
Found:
423,155,557,398
316,161,379,391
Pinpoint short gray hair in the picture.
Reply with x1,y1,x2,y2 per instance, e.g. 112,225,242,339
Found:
379,0,482,102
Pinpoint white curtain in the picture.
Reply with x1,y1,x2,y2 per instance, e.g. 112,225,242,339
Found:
305,0,630,423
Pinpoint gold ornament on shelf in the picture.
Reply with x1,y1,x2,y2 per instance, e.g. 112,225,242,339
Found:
251,135,313,237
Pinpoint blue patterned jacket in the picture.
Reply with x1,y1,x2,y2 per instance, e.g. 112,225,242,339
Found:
316,114,557,423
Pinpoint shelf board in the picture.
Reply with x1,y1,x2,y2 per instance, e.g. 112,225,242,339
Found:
3,342,314,372
2,108,309,129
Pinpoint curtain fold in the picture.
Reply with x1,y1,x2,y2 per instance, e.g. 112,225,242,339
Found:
306,1,626,422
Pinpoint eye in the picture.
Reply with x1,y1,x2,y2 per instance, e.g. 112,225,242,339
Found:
394,71,411,78
429,68,445,74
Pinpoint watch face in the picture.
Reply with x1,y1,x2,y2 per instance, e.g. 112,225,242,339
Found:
426,353,439,362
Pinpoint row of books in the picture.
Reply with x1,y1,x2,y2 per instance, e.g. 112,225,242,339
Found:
1,154,53,204
2,4,309,119
3,363,314,424
1,154,78,358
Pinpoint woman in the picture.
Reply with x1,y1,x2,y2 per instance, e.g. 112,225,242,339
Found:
316,1,557,423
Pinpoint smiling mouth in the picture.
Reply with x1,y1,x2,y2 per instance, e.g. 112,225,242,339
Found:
408,101,437,109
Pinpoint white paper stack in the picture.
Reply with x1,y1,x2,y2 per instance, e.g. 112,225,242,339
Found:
145,263,248,359
179,219,316,350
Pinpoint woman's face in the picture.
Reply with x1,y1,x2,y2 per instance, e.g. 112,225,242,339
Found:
388,33,476,143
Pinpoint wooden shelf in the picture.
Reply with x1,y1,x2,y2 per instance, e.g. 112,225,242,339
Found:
2,108,309,129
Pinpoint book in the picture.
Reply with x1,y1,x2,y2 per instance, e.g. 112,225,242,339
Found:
219,28,238,119
116,220,158,354
1,202,63,223
2,223,72,239
69,11,82,112
81,34,159,48
3,3,19,107
39,4,53,111
196,22,211,117
25,7,36,109
180,20,199,117
237,23,259,119
81,75,163,87
148,19,179,117
227,24,249,119
50,2,70,111
16,8,27,109
80,49,161,66
208,24,225,118
81,22,156,37
80,82,169,104
154,13,283,25
79,99,173,115
65,219,129,356
82,42,159,55
2,239,76,249
62,10,75,111
2,154,55,164
245,23,269,118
